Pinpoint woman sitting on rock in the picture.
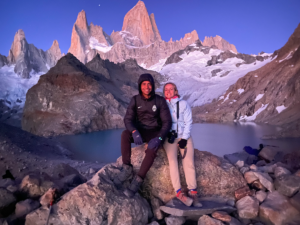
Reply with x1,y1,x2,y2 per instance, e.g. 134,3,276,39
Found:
163,82,202,207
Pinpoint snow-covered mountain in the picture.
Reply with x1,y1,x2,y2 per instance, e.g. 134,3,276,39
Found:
192,23,300,139
0,30,62,126
150,40,272,107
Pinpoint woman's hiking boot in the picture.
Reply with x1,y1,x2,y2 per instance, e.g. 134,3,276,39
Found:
176,190,193,207
123,175,143,198
113,164,133,189
188,190,202,207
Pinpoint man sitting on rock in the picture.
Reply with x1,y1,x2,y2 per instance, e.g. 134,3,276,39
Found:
113,73,172,197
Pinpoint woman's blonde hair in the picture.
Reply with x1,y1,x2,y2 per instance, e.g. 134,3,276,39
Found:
163,82,180,98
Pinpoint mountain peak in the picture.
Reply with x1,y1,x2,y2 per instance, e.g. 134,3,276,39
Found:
75,10,89,33
203,35,237,53
121,0,160,45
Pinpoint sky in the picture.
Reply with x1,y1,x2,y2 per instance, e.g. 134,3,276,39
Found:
0,0,299,56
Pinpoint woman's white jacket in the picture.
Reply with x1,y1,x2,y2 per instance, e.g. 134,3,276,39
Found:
166,97,192,140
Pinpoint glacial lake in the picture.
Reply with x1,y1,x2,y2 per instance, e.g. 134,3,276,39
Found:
56,123,300,163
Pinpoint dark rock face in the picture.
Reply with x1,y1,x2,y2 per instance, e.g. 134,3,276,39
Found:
164,40,207,66
193,23,300,138
7,30,62,78
207,50,264,67
211,69,222,77
0,54,8,67
22,53,162,137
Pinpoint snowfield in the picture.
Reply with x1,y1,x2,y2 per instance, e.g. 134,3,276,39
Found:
0,65,45,122
151,45,273,107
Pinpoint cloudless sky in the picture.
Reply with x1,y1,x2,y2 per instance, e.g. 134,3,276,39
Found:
0,0,299,56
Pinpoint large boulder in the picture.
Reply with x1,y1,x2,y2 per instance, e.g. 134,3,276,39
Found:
0,188,17,218
117,145,247,203
274,174,300,197
236,196,259,219
259,191,300,225
25,164,152,225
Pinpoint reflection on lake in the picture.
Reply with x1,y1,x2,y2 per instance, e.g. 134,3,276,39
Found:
56,122,300,163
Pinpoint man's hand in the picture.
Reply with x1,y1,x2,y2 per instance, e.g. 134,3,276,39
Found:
147,137,162,151
178,139,187,149
132,130,143,146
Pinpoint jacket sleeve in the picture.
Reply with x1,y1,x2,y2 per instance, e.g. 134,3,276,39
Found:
158,97,172,140
181,100,193,140
124,97,137,132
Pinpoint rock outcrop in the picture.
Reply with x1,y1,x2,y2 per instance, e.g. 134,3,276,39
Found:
22,53,161,137
193,23,300,138
68,1,200,68
0,54,8,67
121,1,161,45
25,164,152,225
7,29,62,78
203,35,238,53
117,145,246,204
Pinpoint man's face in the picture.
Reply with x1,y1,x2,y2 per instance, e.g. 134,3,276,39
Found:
141,81,152,96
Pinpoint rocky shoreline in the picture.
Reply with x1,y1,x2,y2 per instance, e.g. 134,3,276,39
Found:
1,122,300,225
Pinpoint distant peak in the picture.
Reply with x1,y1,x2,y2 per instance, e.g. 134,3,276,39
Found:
15,29,26,40
52,40,59,47
75,10,89,32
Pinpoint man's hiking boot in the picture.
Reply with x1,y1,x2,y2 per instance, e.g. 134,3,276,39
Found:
113,164,133,189
123,175,143,198
188,190,202,207
176,190,193,207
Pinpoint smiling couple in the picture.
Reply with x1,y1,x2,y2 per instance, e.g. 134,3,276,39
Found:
113,73,202,208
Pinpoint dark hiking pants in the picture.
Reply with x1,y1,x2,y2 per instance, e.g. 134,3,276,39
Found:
121,129,160,179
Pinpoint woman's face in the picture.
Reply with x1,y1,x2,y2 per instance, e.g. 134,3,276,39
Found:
164,84,176,99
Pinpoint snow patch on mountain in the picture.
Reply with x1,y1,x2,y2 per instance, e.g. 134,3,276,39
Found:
240,103,269,121
276,105,287,114
153,47,273,107
255,94,264,101
89,37,112,53
0,65,45,124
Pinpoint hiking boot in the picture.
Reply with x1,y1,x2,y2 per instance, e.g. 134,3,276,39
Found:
123,175,143,198
176,190,193,207
188,190,202,207
113,164,133,189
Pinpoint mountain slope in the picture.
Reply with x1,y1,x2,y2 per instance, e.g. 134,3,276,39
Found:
192,23,300,138
150,40,272,107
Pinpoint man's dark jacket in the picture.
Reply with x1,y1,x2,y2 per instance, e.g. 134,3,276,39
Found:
124,74,172,140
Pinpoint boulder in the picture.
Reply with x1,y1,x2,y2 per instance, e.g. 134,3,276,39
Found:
256,160,267,167
251,180,266,191
244,171,258,184
15,199,40,218
19,172,60,199
160,196,235,220
228,217,243,225
117,146,246,203
239,166,250,175
236,196,259,219
274,166,291,178
259,191,300,225
150,196,164,220
211,211,231,222
59,173,87,191
0,188,17,218
255,190,267,203
258,147,278,162
250,164,258,171
224,152,257,166
289,192,300,212
253,172,274,192
51,163,81,179
274,174,300,197
25,164,152,225
40,187,57,207
165,215,186,225
234,186,254,200
198,215,224,225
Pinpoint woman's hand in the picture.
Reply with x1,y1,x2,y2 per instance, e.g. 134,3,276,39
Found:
178,139,187,149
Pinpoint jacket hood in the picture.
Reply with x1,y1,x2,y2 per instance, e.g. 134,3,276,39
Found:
138,73,155,97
